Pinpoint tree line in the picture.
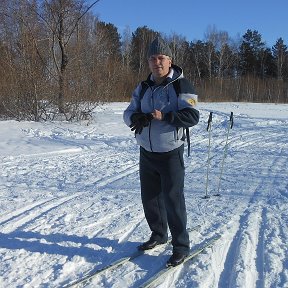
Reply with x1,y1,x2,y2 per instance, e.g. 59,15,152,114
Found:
0,0,287,121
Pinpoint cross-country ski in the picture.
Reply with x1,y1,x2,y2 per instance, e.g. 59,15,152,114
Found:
65,226,200,287
140,235,221,288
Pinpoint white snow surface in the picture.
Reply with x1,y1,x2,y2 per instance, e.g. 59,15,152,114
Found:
0,102,287,288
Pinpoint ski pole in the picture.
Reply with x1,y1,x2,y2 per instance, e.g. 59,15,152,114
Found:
203,112,213,199
215,112,234,196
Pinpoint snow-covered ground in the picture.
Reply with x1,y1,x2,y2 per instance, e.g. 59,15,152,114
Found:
0,102,287,288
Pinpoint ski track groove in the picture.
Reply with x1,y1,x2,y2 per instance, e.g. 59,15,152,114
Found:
91,203,138,233
117,216,145,244
0,198,55,225
92,163,139,188
217,135,286,288
0,147,85,166
0,193,83,234
218,209,255,287
256,207,266,288
218,205,262,288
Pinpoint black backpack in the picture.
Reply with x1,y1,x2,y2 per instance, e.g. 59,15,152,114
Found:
139,79,191,156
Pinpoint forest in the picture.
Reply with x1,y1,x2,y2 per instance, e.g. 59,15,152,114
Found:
0,0,287,121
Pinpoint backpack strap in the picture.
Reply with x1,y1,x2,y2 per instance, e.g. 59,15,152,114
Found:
171,79,181,96
139,81,149,101
185,127,191,157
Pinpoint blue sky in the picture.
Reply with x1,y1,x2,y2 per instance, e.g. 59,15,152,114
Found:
92,0,287,48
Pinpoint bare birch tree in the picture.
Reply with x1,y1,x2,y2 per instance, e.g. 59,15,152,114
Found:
38,0,100,115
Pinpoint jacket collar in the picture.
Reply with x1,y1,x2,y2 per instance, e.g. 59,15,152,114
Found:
146,64,183,86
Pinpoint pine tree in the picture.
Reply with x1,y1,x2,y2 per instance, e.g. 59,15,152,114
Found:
239,29,266,77
272,38,288,80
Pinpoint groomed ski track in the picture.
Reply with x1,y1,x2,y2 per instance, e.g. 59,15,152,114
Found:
0,103,287,287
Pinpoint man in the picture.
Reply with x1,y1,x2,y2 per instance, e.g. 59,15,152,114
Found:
123,36,199,266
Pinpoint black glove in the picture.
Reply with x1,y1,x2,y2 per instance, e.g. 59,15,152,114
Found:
129,112,153,134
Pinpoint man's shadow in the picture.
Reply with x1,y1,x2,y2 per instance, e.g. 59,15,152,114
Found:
0,230,165,287
0,230,139,264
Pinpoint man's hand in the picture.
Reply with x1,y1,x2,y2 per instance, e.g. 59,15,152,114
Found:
129,112,153,134
152,109,163,120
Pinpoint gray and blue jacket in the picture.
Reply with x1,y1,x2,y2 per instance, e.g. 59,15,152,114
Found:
123,64,199,153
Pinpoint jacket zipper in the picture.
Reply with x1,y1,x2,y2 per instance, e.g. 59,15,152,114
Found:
149,88,155,152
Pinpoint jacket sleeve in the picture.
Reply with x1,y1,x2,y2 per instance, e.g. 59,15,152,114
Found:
163,107,199,127
163,77,200,127
123,84,142,126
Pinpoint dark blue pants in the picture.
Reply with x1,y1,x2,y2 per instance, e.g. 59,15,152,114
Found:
139,145,189,254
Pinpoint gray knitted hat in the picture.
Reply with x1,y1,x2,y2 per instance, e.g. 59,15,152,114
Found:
147,37,172,58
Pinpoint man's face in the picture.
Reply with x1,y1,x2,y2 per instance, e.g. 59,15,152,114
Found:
148,54,172,79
